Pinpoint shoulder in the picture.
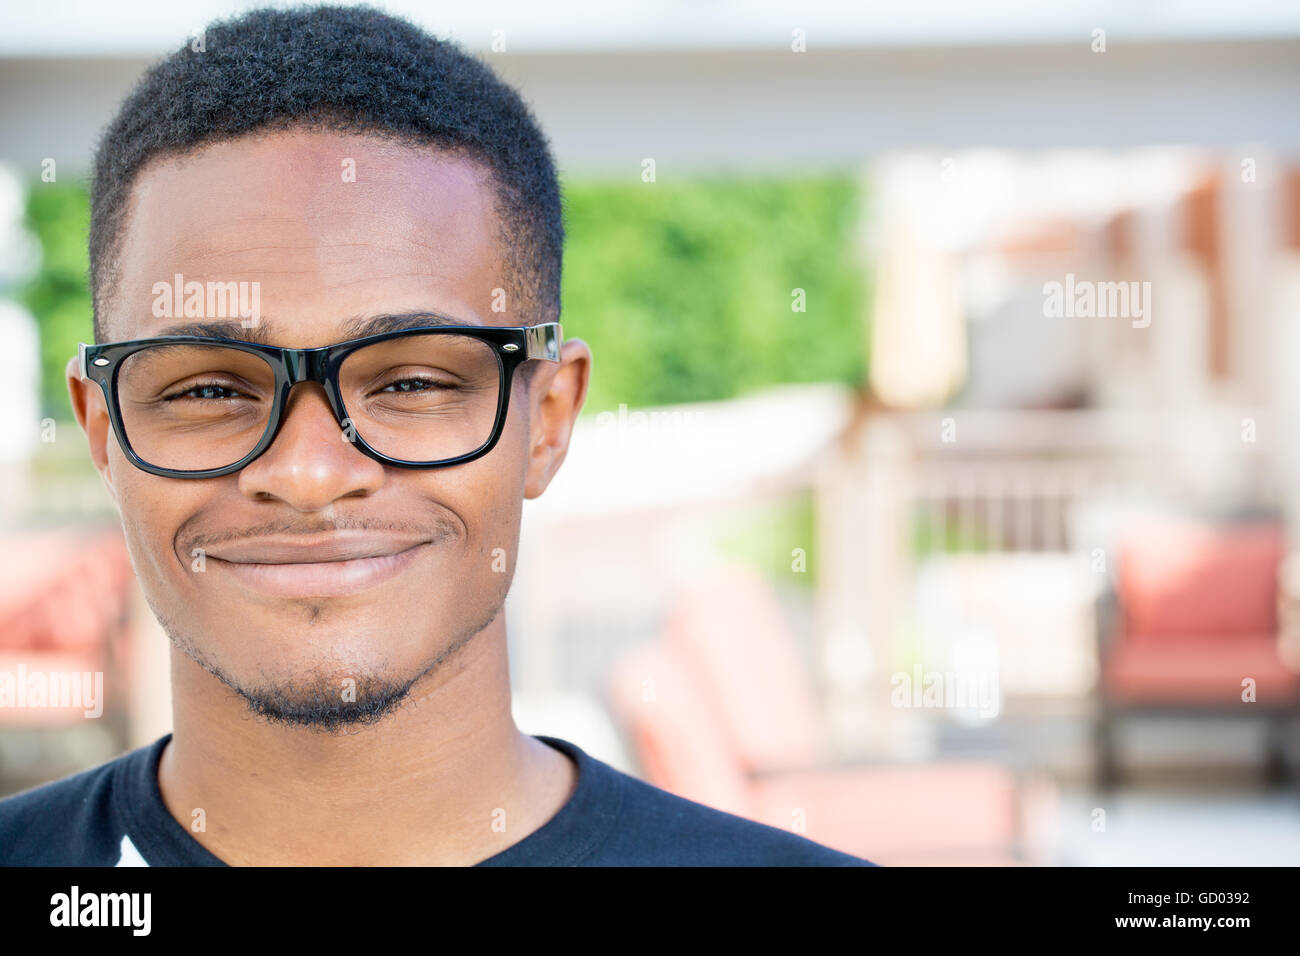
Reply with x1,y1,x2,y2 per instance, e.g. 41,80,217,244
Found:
544,737,875,867
0,739,158,865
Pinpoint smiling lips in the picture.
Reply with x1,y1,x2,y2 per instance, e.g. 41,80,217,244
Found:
202,531,432,598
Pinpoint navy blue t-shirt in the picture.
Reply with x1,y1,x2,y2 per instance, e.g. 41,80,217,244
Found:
0,734,874,866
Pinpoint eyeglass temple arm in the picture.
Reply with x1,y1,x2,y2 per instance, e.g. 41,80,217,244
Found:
525,323,563,362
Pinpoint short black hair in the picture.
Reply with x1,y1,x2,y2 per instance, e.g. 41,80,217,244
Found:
89,3,563,345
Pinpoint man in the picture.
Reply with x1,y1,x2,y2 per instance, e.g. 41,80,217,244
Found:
0,4,871,866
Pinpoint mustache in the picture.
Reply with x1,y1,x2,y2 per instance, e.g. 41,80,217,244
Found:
178,513,458,555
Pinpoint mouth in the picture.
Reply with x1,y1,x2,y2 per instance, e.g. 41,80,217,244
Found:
202,534,433,598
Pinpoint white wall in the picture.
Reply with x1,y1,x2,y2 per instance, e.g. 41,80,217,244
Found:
2,37,1299,179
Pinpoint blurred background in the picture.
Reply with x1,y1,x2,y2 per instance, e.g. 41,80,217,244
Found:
2,0,1300,865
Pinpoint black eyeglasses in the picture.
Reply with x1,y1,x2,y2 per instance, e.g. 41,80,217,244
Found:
78,322,562,479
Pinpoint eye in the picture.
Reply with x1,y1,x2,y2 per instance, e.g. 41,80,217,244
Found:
163,382,249,401
380,377,459,393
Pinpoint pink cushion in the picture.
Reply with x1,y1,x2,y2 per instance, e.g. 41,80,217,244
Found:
662,565,826,773
609,640,1053,865
0,530,132,655
606,641,754,817
1118,521,1283,639
751,763,1020,860
1103,631,1300,704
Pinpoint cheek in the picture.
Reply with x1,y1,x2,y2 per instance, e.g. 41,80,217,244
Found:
478,417,530,536
105,444,213,590
432,466,523,574
114,487,198,619
415,420,528,587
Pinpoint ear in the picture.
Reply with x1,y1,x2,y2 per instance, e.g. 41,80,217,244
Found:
66,355,118,504
523,339,591,500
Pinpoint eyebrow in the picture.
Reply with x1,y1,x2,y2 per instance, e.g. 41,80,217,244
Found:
338,311,481,339
152,311,479,345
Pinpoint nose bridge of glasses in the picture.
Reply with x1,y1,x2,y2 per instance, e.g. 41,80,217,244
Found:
280,345,331,385
275,347,348,438
271,355,348,451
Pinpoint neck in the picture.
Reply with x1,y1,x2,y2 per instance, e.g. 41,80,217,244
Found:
157,610,576,865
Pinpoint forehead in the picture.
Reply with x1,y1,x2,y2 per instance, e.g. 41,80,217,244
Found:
110,129,506,344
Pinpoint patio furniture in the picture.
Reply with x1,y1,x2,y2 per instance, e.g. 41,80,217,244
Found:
1095,518,1300,788
607,565,1058,865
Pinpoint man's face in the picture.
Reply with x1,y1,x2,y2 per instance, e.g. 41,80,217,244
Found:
68,129,580,730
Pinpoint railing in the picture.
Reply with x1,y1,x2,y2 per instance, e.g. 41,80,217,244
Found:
882,407,1284,557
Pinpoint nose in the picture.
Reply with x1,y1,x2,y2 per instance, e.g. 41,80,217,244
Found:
236,382,385,509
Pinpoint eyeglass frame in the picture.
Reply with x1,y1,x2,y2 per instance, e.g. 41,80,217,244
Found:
77,321,563,479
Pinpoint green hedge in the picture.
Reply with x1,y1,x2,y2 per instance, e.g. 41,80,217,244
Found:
560,174,868,412
20,182,92,422
20,174,869,422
